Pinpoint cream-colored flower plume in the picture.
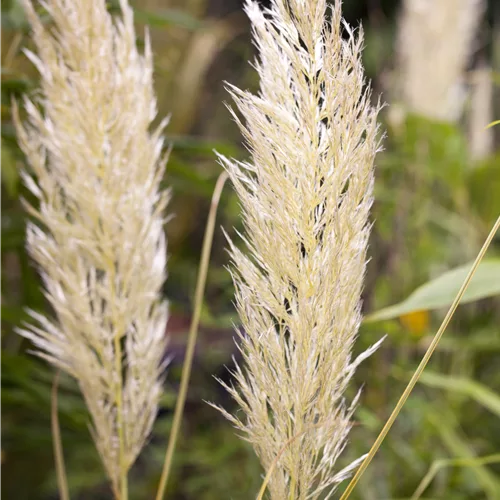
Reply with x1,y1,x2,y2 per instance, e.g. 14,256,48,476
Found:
469,65,494,161
215,0,382,498
397,0,484,122
14,0,169,494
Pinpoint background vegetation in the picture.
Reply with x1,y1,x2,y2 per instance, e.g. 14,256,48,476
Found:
2,0,499,498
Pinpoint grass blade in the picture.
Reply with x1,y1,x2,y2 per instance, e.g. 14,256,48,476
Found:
411,454,500,500
155,171,228,500
51,370,70,500
427,411,500,499
339,215,500,500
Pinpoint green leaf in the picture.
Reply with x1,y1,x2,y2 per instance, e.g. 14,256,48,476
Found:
419,371,500,418
366,259,500,321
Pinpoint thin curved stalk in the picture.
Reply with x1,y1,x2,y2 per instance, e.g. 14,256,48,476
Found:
411,454,500,500
51,371,70,500
340,215,500,500
155,171,229,500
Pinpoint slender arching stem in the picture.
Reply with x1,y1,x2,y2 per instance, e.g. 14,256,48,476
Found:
155,171,229,500
51,371,70,500
340,215,500,499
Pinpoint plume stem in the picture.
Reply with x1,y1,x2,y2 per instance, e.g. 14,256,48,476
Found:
155,172,228,500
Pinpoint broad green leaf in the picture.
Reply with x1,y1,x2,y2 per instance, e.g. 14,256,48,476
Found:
366,259,500,321
419,371,500,418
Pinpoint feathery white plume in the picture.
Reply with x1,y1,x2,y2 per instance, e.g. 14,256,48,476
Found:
215,1,383,497
469,66,494,161
14,0,169,493
397,0,485,122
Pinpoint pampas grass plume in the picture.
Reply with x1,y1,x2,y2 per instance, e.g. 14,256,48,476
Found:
214,0,383,498
397,0,485,122
13,0,170,494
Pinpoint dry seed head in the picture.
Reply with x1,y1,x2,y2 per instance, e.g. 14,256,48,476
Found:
397,0,485,122
14,0,169,489
468,66,494,161
214,0,383,498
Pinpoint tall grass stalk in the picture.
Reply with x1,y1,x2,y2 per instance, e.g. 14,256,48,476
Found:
213,1,383,498
155,171,228,500
340,214,500,499
51,371,69,500
13,1,170,497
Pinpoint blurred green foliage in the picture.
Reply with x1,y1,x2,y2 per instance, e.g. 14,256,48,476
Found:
2,0,499,499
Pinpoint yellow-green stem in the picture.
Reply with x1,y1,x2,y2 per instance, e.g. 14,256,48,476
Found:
114,329,127,500
155,171,229,500
51,371,70,500
289,477,297,500
485,119,500,129
107,255,127,500
288,423,300,500
340,215,500,500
